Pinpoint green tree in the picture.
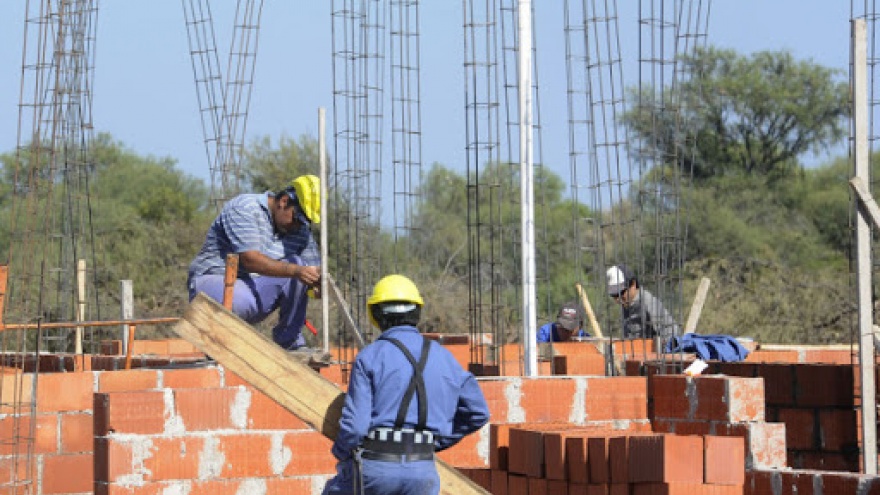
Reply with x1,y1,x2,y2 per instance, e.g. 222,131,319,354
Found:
624,46,851,180
241,134,322,191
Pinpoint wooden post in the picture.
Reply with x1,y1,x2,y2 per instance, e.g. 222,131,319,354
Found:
120,280,133,356
684,277,711,335
850,177,880,229
575,283,603,338
0,265,7,330
319,106,330,353
223,254,239,310
124,324,137,370
174,294,488,495
75,259,86,354
852,18,877,474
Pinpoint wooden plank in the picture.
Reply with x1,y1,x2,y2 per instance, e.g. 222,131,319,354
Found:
850,177,880,230
174,293,488,495
575,283,604,338
223,253,239,310
684,277,711,334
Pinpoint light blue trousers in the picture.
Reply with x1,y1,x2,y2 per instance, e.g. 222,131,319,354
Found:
188,255,309,350
323,456,440,495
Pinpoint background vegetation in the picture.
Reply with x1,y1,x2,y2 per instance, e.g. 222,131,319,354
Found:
0,46,867,346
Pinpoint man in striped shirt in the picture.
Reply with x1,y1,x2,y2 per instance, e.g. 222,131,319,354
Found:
187,175,322,350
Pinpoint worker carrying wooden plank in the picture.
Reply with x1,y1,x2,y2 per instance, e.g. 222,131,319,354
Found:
186,174,328,359
322,274,490,495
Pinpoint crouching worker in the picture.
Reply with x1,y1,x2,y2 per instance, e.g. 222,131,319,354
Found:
187,175,322,353
323,275,490,495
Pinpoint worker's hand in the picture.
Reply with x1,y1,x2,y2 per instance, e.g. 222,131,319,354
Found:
293,265,321,287
308,286,322,299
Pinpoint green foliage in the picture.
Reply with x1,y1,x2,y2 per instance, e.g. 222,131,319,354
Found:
0,113,863,346
624,46,851,180
241,134,322,191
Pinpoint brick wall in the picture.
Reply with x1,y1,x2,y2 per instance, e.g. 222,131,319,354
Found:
1,338,878,495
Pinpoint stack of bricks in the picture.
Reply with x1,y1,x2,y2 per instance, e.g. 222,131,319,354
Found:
460,424,746,494
438,375,652,468
649,374,787,471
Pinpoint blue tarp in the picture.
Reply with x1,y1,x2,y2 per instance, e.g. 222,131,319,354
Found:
664,333,750,362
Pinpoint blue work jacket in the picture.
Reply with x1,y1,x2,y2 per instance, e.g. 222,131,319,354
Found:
331,325,490,461
536,322,589,342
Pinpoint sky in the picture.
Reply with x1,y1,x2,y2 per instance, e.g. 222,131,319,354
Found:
0,2,855,187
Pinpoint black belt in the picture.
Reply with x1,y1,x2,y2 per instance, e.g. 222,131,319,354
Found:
362,438,434,456
361,450,435,463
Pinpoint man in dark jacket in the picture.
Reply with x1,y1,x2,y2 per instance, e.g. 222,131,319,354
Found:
606,264,680,340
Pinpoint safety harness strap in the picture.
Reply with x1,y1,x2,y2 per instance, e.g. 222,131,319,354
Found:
379,335,431,432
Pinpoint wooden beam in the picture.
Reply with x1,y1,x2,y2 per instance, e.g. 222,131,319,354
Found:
684,277,711,335
850,177,880,230
173,293,488,495
575,283,603,338
223,254,239,310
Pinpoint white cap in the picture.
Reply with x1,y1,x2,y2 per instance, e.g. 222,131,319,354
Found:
606,264,633,295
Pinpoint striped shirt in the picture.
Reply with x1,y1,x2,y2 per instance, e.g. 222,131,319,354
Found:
188,192,320,279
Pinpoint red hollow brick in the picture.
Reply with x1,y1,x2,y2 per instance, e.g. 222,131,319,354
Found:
818,408,858,452
94,391,167,436
520,378,579,423
281,430,338,476
60,412,93,454
508,426,550,477
490,423,512,470
703,435,745,485
628,434,703,484
98,369,159,393
173,388,240,431
794,365,854,408
584,377,648,421
245,386,309,430
566,435,590,483
529,477,548,495
588,436,611,484
162,368,222,389
142,436,205,481
776,407,816,450
508,473,529,495
652,375,691,420
491,469,508,495
36,372,94,413
42,453,93,494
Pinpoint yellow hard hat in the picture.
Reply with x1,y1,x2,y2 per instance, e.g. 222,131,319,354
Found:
290,174,321,225
367,274,424,328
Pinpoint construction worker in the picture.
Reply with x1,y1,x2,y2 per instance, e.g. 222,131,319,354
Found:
537,300,591,342
323,274,490,495
187,175,322,352
606,264,680,340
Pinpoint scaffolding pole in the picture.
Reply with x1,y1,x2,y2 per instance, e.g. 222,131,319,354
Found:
518,0,537,377
853,17,878,475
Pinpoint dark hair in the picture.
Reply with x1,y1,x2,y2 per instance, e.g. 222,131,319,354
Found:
371,302,421,330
